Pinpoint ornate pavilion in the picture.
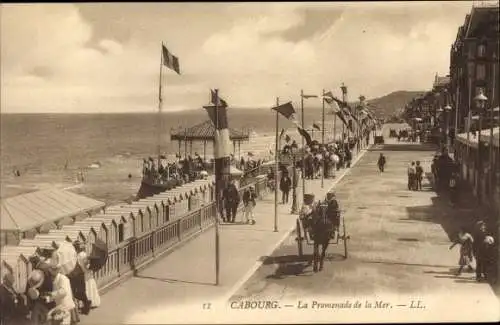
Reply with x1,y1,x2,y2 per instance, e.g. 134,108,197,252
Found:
170,120,250,160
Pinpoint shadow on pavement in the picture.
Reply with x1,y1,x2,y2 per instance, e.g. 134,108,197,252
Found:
261,253,346,279
134,275,215,286
362,260,452,269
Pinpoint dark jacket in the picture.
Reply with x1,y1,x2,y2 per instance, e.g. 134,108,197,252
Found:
377,156,386,166
223,184,240,205
280,176,292,192
242,189,256,206
0,284,28,322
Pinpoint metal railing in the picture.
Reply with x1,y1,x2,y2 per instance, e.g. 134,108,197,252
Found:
92,173,277,289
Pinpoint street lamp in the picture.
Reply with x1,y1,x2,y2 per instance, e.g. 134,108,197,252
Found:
474,90,488,204
290,146,298,214
444,104,452,150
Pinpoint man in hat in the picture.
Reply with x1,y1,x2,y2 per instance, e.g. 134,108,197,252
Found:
222,179,240,223
1,273,28,325
46,260,76,325
325,191,341,235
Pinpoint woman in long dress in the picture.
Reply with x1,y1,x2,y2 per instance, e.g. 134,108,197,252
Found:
75,242,101,310
449,227,474,276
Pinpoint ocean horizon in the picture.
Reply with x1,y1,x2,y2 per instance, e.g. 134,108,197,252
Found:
0,109,340,203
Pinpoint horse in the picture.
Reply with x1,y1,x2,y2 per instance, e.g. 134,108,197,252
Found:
307,201,339,272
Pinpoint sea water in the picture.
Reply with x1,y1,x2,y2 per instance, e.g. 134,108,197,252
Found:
1,109,341,204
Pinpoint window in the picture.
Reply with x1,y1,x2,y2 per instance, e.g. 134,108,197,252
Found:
468,43,476,59
477,44,486,57
476,64,486,80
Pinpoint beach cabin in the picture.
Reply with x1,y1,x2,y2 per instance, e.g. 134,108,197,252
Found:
0,246,37,292
0,189,105,246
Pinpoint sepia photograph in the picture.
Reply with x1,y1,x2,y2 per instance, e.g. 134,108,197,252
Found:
1,1,499,324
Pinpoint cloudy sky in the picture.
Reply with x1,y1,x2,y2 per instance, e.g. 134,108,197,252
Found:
1,2,474,113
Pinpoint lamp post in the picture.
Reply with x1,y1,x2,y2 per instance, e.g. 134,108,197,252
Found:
290,146,298,214
436,106,444,150
434,91,440,128
474,90,488,204
444,104,452,151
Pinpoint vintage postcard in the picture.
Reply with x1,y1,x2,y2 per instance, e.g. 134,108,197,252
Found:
1,1,499,324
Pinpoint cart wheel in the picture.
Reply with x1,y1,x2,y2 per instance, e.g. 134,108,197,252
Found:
342,216,348,259
296,219,304,258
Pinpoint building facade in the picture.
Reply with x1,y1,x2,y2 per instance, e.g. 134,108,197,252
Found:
450,5,500,133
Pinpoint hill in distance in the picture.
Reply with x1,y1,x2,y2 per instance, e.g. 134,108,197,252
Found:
365,90,426,118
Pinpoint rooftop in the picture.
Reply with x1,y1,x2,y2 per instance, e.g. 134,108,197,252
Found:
1,189,105,232
170,119,250,142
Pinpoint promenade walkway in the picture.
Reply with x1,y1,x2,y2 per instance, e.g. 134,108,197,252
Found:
231,131,499,323
80,136,372,324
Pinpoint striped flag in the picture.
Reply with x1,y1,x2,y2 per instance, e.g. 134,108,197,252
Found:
271,101,313,146
204,90,231,215
162,44,180,75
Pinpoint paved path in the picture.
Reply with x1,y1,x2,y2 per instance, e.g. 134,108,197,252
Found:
229,140,499,323
80,140,371,324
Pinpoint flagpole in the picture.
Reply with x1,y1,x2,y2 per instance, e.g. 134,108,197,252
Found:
214,89,220,286
321,89,325,188
274,97,279,233
301,89,306,200
157,42,164,169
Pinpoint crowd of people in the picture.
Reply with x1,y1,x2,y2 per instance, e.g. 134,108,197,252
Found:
142,154,209,184
401,140,496,282
0,240,102,325
388,127,421,142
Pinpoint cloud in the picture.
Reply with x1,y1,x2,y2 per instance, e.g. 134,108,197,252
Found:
1,2,473,113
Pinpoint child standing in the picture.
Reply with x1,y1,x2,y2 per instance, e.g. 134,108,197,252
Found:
449,227,474,276
242,186,257,225
415,161,423,190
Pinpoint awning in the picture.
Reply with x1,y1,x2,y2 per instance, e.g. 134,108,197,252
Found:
1,189,105,232
455,127,499,149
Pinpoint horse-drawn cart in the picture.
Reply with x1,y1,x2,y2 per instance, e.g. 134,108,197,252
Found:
295,213,349,259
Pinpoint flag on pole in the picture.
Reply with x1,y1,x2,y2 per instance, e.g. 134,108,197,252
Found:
272,102,296,120
297,127,313,146
285,134,291,143
271,101,313,146
312,123,321,131
301,94,319,99
323,91,334,104
162,44,181,74
279,128,285,139
211,89,228,108
335,110,353,132
332,96,357,122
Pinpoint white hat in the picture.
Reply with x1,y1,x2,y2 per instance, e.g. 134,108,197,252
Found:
484,236,494,245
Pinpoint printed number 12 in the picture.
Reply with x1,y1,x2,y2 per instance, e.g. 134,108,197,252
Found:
202,303,212,310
